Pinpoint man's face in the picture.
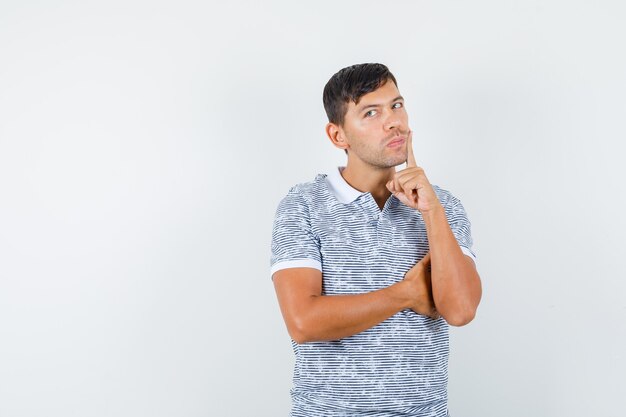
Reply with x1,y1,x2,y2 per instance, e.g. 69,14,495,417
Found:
339,80,410,168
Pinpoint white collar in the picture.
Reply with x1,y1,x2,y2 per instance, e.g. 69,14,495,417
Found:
325,166,365,204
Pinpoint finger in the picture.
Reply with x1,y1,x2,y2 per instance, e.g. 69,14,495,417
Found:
406,130,417,168
393,175,402,195
396,170,420,191
400,178,413,197
421,252,431,264
387,181,403,200
396,175,419,203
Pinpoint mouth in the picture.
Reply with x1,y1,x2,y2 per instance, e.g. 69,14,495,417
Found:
386,136,406,147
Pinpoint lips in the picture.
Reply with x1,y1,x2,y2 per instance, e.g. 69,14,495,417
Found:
387,136,406,147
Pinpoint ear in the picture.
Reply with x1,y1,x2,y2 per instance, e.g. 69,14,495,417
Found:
325,122,349,152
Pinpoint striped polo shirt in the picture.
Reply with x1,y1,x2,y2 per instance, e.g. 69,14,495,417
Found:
270,166,476,417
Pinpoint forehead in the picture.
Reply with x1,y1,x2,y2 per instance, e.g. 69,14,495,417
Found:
346,80,401,113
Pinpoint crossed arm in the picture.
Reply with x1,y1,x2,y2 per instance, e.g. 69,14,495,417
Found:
273,258,479,344
272,207,482,344
272,259,433,344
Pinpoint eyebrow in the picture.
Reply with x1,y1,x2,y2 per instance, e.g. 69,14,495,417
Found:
357,95,404,112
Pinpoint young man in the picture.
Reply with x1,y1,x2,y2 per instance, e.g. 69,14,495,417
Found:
270,63,482,417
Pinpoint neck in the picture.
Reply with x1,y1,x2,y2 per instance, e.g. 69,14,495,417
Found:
340,159,396,204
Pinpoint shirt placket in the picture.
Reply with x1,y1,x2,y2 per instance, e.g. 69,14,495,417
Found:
357,194,393,246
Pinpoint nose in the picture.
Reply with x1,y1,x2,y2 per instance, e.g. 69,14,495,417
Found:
383,110,401,131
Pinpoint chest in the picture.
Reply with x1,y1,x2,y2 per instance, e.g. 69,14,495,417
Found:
310,204,429,294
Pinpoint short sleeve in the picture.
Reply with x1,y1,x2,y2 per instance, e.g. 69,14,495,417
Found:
270,190,322,278
444,194,478,265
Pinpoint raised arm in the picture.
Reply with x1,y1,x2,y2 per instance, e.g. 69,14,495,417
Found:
422,209,482,326
387,130,482,326
272,257,436,344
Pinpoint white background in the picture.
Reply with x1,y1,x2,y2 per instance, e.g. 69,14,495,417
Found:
1,1,625,416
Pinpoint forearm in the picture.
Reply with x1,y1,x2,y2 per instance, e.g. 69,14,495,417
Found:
422,205,482,326
290,283,411,344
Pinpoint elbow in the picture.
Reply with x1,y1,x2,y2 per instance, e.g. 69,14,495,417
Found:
291,333,309,345
287,316,314,344
289,328,309,344
443,308,477,327
283,297,321,344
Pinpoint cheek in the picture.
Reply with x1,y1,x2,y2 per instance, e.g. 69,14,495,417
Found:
352,118,371,130
348,123,372,140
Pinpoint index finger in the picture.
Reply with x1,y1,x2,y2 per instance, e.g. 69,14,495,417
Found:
406,130,417,168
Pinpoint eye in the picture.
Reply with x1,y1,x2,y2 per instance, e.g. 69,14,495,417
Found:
365,109,377,118
392,102,404,109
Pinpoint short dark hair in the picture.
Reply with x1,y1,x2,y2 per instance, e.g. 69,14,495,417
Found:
323,63,398,127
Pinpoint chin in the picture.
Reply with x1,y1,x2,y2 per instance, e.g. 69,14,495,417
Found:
391,155,408,167
377,159,404,169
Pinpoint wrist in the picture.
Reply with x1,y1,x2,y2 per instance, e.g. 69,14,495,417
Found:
388,281,412,310
420,202,445,222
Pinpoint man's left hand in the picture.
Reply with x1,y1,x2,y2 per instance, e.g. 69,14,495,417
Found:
386,130,442,213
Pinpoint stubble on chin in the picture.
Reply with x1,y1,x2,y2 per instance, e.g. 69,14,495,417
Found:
352,141,407,169
385,148,409,169
375,152,407,169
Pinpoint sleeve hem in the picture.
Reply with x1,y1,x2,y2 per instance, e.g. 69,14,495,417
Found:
270,259,322,278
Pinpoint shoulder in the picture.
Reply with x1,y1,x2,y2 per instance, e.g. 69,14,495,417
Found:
431,184,473,225
275,174,328,214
